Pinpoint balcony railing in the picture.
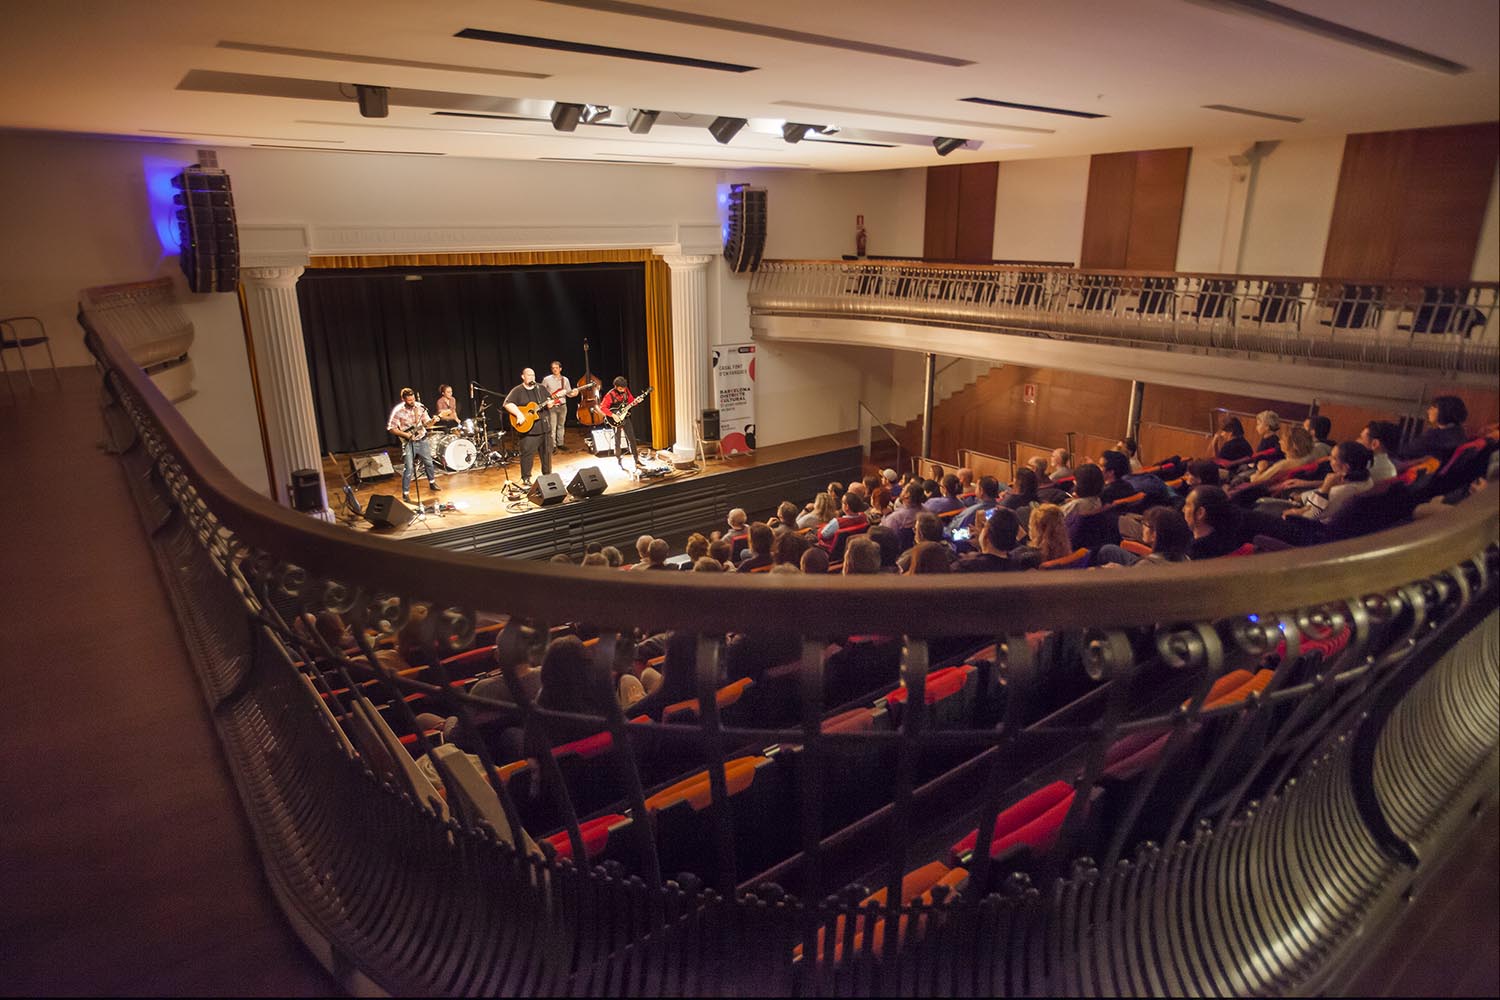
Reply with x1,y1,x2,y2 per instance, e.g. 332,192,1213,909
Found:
750,260,1500,378
84,306,1498,996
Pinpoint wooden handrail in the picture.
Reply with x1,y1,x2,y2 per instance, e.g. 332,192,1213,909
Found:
86,315,1497,637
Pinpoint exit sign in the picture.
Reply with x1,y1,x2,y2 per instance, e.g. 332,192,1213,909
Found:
1023,383,1038,405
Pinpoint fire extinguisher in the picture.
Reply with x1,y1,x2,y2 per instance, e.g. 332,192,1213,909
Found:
855,214,868,258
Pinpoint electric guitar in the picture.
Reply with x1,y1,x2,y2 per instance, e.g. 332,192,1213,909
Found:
507,386,569,434
606,386,653,427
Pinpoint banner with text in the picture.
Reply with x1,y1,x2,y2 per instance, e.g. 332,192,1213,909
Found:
712,343,756,455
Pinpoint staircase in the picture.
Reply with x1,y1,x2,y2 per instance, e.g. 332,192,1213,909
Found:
891,365,1005,465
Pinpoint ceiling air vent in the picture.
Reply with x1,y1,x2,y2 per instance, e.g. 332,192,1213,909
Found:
960,97,1106,119
454,28,756,73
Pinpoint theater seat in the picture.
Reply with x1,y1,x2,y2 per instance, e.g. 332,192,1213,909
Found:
1040,548,1091,570
661,677,755,722
544,813,631,862
794,860,966,963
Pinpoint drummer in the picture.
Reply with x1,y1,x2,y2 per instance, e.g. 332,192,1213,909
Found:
434,383,460,429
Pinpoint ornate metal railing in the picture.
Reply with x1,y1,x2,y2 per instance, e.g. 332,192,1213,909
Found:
750,260,1500,378
87,309,1498,996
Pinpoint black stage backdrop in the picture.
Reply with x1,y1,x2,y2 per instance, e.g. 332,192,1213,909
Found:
297,263,650,454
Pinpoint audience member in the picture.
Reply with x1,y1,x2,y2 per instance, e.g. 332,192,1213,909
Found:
549,553,573,565
953,507,1038,572
1253,410,1283,458
1047,448,1073,482
1028,504,1072,563
866,524,903,571
581,552,609,568
1398,395,1469,462
956,467,976,497
683,532,710,569
630,534,654,570
1183,485,1243,560
820,491,871,544
1099,450,1171,504
645,538,673,570
870,484,894,518
924,474,965,515
601,545,624,567
1000,468,1040,510
1359,420,1399,481
882,482,927,534
1304,415,1335,459
1097,505,1194,567
627,633,700,721
1248,425,1313,484
725,508,751,560
1184,459,1221,488
1117,437,1143,473
906,541,952,575
1209,416,1253,463
772,530,810,569
800,546,831,575
1282,441,1374,522
952,475,1003,533
1060,464,1104,518
693,556,725,572
771,501,799,536
842,536,882,574
708,538,735,569
737,522,775,571
1028,455,1053,487
799,490,840,530
898,512,956,571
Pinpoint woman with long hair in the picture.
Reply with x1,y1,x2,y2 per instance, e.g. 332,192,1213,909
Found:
1028,503,1072,563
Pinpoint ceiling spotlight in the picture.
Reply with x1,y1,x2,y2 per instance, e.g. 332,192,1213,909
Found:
782,122,814,143
354,84,389,119
550,102,584,132
709,116,746,144
932,136,968,156
579,104,610,125
627,109,659,134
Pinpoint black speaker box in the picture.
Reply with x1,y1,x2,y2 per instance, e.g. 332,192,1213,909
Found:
723,184,766,273
567,466,608,499
289,468,323,512
528,473,568,506
701,408,721,441
588,426,619,456
364,493,412,528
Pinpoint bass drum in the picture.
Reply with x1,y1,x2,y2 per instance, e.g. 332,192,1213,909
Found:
434,433,477,471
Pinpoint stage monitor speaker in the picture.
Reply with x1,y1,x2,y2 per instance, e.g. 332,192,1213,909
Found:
364,493,412,529
700,408,721,441
289,468,324,512
528,473,568,506
351,450,395,482
588,426,619,456
567,466,608,499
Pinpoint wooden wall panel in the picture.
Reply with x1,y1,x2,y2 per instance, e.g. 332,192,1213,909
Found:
1080,152,1136,268
1390,122,1500,282
955,161,1000,263
1125,148,1192,270
923,165,961,260
1324,121,1498,282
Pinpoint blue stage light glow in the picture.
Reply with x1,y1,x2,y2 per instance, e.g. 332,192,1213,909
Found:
143,155,189,254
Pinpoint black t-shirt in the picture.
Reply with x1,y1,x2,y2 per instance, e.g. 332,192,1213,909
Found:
1216,436,1252,462
504,383,549,436
1189,530,1244,561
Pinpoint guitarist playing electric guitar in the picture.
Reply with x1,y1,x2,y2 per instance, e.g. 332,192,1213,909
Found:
599,376,653,472
502,367,562,485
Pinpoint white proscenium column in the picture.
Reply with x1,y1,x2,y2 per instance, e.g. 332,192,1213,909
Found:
241,265,332,521
664,254,714,460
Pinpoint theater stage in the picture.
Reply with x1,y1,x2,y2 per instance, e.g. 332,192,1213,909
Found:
325,430,863,561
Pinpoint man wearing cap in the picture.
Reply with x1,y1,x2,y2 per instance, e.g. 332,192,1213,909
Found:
386,387,441,502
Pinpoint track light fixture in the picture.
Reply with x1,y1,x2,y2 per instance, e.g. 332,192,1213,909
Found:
550,102,584,131
354,84,389,119
932,136,968,156
579,104,610,124
709,116,746,144
782,122,814,143
627,109,659,134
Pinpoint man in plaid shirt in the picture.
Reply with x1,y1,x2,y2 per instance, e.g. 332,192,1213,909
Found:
386,387,441,502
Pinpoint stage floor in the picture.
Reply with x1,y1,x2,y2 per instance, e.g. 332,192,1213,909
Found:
323,430,860,534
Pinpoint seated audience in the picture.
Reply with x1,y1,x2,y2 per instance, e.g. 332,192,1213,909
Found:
630,534,655,570
905,541,952,575
1027,455,1053,487
601,545,624,568
953,507,1039,572
820,491,872,544
1253,410,1284,459
771,501,799,537
1398,395,1469,463
1359,420,1400,481
1047,448,1073,482
1247,425,1314,484
1099,450,1171,505
1209,416,1253,463
841,536,882,575
682,532,710,569
866,524,903,572
1117,437,1144,473
798,490,840,530
693,556,725,572
956,467,976,498
724,508,752,560
736,522,774,572
645,538,673,570
897,512,957,572
1304,414,1335,459
870,484,894,518
882,482,928,534
772,530,810,570
1183,485,1243,560
800,546,831,575
1027,503,1072,563
1000,468,1040,510
1060,464,1104,519
627,633,701,721
924,474,966,515
708,538,735,569
580,552,609,568
951,475,1003,533
1282,441,1375,522
1096,505,1194,567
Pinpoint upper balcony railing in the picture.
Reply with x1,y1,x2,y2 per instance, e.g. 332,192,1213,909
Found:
750,259,1500,378
84,304,1498,997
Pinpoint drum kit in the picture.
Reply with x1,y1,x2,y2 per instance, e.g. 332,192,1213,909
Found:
430,402,509,473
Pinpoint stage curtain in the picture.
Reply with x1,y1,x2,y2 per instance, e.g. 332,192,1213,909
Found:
296,263,651,454
644,255,674,450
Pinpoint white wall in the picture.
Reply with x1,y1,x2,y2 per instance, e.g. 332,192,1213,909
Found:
1473,165,1500,282
991,155,1089,264
1175,145,1243,273
1237,135,1345,275
887,354,995,425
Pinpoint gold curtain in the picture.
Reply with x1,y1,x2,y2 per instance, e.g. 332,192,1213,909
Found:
307,248,675,449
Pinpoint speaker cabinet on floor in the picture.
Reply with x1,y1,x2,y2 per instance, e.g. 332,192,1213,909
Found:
528,473,568,506
588,426,620,456
567,466,608,499
363,493,412,529
700,408,721,441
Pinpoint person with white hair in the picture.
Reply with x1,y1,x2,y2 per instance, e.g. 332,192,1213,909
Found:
630,534,654,571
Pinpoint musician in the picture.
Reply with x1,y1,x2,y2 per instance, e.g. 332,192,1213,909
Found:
540,360,578,451
503,367,557,485
599,375,640,470
434,383,459,429
386,387,441,501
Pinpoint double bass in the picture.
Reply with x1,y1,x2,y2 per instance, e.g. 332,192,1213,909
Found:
576,339,605,427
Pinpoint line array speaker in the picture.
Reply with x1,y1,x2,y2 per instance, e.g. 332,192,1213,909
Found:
173,167,239,292
724,183,766,273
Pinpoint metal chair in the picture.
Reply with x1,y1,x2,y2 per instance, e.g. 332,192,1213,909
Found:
0,316,62,396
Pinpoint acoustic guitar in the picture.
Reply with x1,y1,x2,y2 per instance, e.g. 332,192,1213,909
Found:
507,386,568,434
